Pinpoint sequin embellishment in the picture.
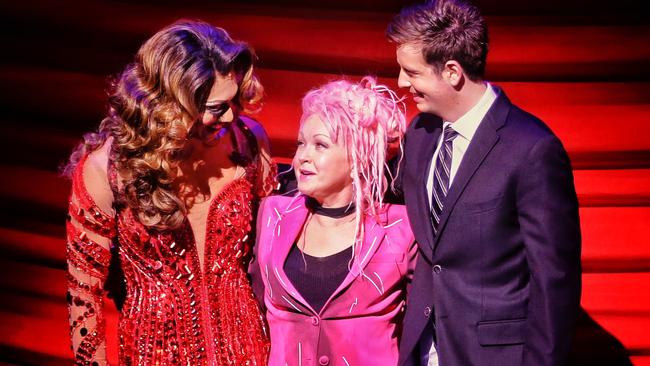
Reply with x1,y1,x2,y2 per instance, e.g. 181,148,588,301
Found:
66,155,271,365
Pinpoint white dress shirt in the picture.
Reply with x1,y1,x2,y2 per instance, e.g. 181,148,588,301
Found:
423,83,498,366
426,83,498,208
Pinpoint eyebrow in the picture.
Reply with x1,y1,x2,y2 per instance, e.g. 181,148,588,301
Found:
313,133,332,140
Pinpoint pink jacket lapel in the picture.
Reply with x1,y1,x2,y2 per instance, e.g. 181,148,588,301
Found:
267,196,315,311
322,214,386,310
267,195,387,314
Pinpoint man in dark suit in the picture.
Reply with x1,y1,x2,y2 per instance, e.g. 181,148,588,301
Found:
386,0,582,365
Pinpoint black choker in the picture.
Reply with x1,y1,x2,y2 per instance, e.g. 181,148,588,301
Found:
306,197,355,218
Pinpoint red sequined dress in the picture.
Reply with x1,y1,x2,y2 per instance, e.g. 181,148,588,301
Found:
66,149,276,365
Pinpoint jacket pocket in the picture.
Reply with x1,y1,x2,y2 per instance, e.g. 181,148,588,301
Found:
476,318,526,346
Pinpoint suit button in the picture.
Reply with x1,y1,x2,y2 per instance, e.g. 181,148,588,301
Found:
424,306,431,317
318,355,330,365
433,264,442,274
311,316,319,326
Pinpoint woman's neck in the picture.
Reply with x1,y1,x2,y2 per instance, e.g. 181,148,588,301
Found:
307,196,355,217
311,212,356,227
175,128,238,206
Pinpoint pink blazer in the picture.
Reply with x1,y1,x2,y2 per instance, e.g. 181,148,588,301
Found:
253,195,417,366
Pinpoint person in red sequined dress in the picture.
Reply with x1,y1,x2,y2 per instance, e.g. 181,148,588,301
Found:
62,20,277,365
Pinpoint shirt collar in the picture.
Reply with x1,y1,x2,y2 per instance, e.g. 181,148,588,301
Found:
446,83,497,141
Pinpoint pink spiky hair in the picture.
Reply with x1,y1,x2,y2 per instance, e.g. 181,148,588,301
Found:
299,76,406,265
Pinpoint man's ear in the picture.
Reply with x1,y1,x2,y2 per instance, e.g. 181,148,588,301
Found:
443,60,464,87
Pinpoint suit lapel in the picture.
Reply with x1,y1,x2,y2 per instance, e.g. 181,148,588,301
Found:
270,197,389,314
409,115,443,262
432,89,510,251
347,216,386,279
268,196,315,311
321,215,386,311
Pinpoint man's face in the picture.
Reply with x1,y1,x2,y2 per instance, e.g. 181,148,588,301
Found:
396,43,451,116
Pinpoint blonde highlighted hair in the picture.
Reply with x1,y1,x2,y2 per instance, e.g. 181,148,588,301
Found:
64,19,265,230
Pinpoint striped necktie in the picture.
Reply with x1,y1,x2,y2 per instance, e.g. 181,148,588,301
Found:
431,125,459,234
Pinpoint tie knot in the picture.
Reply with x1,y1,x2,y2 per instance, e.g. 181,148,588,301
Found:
443,126,458,142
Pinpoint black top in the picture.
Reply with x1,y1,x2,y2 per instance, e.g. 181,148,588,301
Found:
284,243,353,313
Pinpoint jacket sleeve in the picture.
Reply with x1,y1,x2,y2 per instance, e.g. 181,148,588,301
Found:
404,239,419,301
516,135,582,365
385,148,405,204
248,197,269,311
66,154,115,365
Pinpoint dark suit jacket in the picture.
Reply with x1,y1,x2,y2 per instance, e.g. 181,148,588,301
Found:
398,88,582,366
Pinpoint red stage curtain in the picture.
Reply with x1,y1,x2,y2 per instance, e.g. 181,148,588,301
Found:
0,0,648,364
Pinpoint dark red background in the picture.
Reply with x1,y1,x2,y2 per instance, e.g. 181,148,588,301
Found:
0,0,648,364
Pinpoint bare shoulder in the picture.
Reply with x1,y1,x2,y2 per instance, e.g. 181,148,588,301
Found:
79,138,114,213
84,138,112,176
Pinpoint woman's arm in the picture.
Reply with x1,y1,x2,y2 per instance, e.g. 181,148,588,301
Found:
66,143,115,365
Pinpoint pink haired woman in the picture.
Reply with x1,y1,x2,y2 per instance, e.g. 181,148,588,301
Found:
251,77,417,365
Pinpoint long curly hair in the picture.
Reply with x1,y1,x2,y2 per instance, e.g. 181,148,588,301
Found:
299,76,406,265
63,19,264,231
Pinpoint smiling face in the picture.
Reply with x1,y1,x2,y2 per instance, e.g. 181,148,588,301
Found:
396,42,453,117
201,72,238,126
293,115,353,207
188,72,239,141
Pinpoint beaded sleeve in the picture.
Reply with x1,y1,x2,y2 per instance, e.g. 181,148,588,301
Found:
66,155,115,365
257,158,279,198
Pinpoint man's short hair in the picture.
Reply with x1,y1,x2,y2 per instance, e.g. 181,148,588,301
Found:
387,0,489,81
